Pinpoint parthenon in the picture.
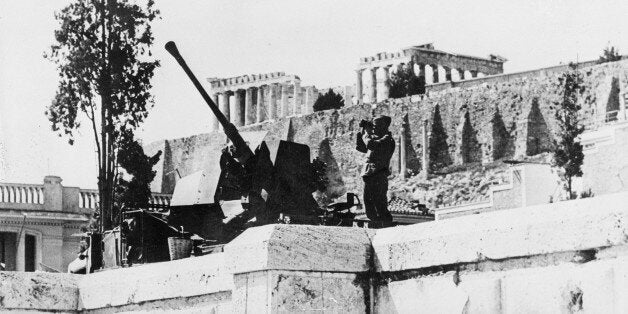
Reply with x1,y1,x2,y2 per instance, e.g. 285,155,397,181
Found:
207,72,318,130
356,43,507,103
205,44,508,130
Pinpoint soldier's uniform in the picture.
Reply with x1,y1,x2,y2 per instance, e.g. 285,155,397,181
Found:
356,116,395,223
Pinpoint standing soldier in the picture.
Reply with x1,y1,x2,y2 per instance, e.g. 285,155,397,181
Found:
356,115,395,225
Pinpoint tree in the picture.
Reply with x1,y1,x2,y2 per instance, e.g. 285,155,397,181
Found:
45,0,160,231
388,63,425,98
313,89,344,112
113,132,162,223
553,63,585,198
598,45,622,64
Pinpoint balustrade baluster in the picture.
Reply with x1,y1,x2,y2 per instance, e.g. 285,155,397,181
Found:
26,187,31,203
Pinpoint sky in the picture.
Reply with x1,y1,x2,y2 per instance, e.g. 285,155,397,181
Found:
1,0,627,189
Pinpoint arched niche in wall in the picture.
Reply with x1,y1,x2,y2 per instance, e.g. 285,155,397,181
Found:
456,111,481,164
491,107,513,160
525,98,552,156
606,76,621,122
428,104,452,171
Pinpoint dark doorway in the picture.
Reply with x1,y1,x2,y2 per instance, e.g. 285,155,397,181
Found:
0,232,17,271
25,234,36,272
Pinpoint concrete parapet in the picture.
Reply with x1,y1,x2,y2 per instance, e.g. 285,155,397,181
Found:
374,191,628,272
0,271,80,312
78,252,232,312
224,224,371,273
225,224,371,313
2,193,628,312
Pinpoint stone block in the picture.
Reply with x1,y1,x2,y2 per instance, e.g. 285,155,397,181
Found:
234,270,365,313
385,273,469,313
500,259,617,314
322,272,366,313
458,273,502,314
372,192,628,272
78,252,232,310
613,258,628,313
245,271,271,312
0,272,79,311
271,271,323,312
224,224,372,274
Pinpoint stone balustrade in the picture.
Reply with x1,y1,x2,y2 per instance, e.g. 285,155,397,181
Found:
356,43,506,103
78,190,98,209
0,183,44,206
149,193,172,210
0,177,172,213
207,72,318,131
0,176,173,273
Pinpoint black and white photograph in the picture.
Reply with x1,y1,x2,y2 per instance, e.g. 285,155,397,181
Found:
1,0,627,312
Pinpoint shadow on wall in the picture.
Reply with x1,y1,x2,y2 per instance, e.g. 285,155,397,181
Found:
457,111,481,164
492,107,514,160
606,77,621,122
526,98,552,156
317,138,346,202
429,105,452,172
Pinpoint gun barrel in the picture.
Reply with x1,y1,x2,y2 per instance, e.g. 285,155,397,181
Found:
165,41,252,163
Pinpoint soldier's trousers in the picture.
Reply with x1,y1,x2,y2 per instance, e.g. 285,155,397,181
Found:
363,172,392,222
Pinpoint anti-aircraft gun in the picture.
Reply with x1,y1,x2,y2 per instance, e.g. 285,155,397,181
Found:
164,42,322,245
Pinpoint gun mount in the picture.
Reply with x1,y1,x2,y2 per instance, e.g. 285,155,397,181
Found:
165,41,322,245
165,41,252,164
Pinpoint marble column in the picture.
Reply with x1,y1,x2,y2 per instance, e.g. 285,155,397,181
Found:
378,65,391,102
400,122,407,179
304,86,314,114
233,90,244,127
418,63,426,82
292,80,301,116
356,70,363,105
280,83,290,117
245,88,255,125
229,93,236,124
219,92,230,130
421,119,430,180
256,86,265,123
432,65,440,83
369,67,378,103
210,93,220,131
268,84,277,120
444,66,452,82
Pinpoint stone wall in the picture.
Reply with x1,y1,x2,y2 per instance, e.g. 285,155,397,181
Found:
581,121,628,196
148,60,628,205
3,192,628,313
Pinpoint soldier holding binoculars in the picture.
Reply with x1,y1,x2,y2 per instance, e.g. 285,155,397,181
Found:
356,115,395,224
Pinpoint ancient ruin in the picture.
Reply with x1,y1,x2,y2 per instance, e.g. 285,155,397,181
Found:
206,72,319,130
146,57,628,218
356,43,507,103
